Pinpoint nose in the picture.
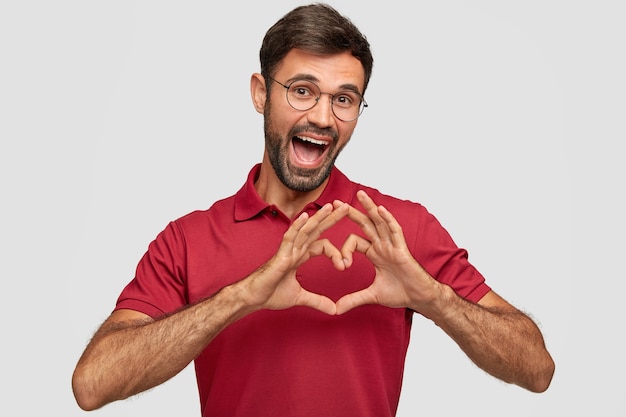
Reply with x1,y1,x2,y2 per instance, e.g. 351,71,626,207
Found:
306,93,335,127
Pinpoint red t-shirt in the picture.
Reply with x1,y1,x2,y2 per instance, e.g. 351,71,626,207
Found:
116,164,490,417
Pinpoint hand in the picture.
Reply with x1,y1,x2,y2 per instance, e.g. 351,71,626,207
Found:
334,191,441,315
241,202,350,315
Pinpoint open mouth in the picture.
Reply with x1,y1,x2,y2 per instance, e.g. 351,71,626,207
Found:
291,135,330,166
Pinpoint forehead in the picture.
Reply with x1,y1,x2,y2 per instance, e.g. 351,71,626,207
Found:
275,49,365,91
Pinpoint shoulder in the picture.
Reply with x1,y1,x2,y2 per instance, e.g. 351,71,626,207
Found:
156,194,238,244
176,194,236,224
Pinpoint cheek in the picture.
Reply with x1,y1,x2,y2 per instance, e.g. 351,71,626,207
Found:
265,98,300,134
336,124,356,146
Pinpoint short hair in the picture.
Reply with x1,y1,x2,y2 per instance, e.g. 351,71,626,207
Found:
260,3,374,93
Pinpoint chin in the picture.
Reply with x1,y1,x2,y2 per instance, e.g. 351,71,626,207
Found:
280,162,333,192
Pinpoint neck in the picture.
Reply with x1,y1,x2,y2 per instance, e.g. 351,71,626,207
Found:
254,156,328,220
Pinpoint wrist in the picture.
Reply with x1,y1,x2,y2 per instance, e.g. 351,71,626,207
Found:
224,280,263,319
410,279,456,324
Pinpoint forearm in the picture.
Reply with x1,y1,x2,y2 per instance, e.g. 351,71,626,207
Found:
72,283,254,411
427,285,555,392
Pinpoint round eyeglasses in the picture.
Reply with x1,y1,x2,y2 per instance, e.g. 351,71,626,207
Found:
269,77,368,122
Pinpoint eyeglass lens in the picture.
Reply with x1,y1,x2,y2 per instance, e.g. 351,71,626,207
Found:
285,80,365,122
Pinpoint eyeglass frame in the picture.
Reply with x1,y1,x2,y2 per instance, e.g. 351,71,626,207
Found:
267,77,368,122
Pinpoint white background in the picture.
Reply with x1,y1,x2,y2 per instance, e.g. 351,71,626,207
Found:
1,1,624,416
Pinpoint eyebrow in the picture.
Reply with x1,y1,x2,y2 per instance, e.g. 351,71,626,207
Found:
286,73,363,96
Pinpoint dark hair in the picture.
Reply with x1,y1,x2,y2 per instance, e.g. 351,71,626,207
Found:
260,3,374,93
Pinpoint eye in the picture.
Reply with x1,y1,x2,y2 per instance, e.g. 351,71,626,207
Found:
289,83,316,100
333,92,358,108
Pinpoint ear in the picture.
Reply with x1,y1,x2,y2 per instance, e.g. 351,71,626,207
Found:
250,73,267,114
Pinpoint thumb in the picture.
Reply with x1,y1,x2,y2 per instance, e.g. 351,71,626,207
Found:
296,290,338,315
335,287,376,315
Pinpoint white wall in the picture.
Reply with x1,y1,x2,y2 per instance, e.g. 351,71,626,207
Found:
1,1,624,415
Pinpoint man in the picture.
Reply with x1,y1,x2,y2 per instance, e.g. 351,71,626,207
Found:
72,4,554,416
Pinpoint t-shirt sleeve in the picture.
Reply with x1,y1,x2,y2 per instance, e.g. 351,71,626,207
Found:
115,221,188,318
411,207,491,303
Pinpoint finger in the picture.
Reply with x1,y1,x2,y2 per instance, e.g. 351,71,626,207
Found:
341,201,378,240
316,201,349,234
307,239,346,271
295,290,337,315
332,199,344,209
356,190,391,241
340,193,390,243
340,234,371,268
282,211,311,248
291,204,334,249
335,287,377,315
377,205,408,248
293,203,349,250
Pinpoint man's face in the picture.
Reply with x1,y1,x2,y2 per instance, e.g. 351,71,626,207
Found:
263,49,365,192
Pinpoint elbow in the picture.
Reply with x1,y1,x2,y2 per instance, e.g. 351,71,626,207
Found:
526,354,556,393
72,366,106,411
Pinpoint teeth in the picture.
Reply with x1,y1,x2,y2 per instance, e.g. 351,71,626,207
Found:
296,135,327,146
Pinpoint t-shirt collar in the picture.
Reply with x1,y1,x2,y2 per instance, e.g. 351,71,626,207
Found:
234,163,355,221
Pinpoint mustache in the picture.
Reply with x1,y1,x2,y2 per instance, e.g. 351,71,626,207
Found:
290,124,338,142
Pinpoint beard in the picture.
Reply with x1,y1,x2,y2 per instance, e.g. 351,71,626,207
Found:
263,101,348,192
